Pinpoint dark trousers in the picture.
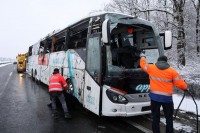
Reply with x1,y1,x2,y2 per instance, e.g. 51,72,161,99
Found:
151,100,174,133
50,92,68,114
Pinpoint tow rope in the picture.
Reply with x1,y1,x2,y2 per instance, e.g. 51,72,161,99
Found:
174,90,199,132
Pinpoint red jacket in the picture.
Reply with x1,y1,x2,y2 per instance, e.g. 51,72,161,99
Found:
49,73,68,92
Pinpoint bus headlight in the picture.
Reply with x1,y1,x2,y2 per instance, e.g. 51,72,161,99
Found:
113,96,118,101
106,89,128,104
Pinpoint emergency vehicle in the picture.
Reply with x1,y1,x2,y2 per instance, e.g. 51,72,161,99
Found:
17,53,26,73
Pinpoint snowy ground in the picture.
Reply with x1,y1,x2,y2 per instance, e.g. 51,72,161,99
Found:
160,117,194,133
0,63,12,68
168,56,200,132
173,94,199,115
172,94,199,132
159,94,199,132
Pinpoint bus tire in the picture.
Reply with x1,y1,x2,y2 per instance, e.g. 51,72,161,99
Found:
31,69,35,81
66,78,74,95
34,69,39,83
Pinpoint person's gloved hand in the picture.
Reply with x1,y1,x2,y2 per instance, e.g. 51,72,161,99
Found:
184,88,189,92
140,50,146,58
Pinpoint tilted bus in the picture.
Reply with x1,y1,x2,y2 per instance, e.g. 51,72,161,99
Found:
26,12,172,116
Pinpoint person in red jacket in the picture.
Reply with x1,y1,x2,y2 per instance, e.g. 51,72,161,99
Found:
49,68,71,119
140,53,187,133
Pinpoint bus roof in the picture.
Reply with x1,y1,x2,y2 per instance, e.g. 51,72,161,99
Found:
38,12,150,44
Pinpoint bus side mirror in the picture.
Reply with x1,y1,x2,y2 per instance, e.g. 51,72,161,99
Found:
102,19,111,45
160,31,172,50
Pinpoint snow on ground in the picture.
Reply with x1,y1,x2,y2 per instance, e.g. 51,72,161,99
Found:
160,118,193,132
173,94,199,115
160,94,200,132
160,94,198,132
0,63,12,68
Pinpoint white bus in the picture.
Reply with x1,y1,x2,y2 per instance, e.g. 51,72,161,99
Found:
26,12,172,117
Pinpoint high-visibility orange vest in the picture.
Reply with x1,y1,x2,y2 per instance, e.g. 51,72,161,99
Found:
140,57,187,96
49,73,68,92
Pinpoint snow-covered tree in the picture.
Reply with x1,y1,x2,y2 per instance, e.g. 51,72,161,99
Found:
172,0,186,67
191,0,200,55
104,0,189,67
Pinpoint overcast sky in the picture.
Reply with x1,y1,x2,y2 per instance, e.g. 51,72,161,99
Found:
0,0,110,59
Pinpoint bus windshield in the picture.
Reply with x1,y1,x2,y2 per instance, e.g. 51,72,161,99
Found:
104,14,161,94
107,22,159,71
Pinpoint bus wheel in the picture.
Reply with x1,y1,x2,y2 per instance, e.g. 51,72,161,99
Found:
35,69,38,83
31,69,35,81
66,78,74,95
35,70,40,84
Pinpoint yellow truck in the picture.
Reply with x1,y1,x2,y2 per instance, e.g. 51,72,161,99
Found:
17,53,27,73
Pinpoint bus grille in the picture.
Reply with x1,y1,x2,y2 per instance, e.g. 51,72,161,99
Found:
142,106,151,111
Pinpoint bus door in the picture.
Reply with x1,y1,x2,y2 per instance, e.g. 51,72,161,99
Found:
84,33,102,115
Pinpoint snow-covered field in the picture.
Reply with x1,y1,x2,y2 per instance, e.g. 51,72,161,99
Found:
161,117,194,132
0,63,12,68
173,94,199,115
159,94,199,132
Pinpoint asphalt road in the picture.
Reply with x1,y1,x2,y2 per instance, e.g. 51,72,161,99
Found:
0,64,144,133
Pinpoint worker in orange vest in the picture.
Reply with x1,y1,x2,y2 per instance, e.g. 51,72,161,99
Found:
49,68,71,119
140,53,187,133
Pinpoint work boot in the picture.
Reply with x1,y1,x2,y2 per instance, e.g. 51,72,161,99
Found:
64,112,72,119
52,113,59,119
47,103,52,108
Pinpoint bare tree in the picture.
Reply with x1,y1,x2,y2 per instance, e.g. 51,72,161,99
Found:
104,0,139,16
104,0,155,17
191,0,200,55
163,0,170,30
172,0,186,67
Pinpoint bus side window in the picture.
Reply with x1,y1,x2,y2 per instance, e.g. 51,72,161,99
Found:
39,46,44,54
68,41,76,49
28,46,33,56
51,36,56,52
68,22,88,49
51,36,65,52
77,40,86,48
69,37,87,49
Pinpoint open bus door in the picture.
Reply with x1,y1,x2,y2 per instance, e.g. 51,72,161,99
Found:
84,33,102,115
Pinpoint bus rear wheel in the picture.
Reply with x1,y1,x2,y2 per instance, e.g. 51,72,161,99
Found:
31,69,35,81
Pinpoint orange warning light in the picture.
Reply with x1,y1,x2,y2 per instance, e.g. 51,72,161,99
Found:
128,28,134,34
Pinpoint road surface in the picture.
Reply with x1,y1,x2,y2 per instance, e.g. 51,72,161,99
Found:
0,64,143,133
0,64,197,133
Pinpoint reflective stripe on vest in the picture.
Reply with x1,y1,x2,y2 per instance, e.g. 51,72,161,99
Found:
150,76,172,82
49,88,63,92
49,82,62,86
150,90,172,96
173,76,181,82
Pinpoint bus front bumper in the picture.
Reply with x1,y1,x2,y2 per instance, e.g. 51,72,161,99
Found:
102,101,151,117
102,86,151,117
